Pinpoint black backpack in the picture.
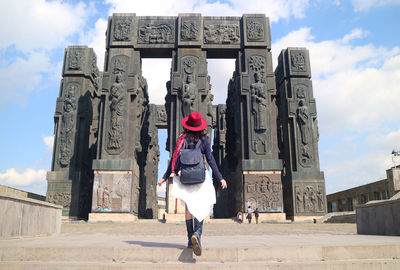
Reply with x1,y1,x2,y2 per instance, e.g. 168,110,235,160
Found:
179,139,205,185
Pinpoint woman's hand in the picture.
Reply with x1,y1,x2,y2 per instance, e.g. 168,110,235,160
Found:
220,179,227,189
157,178,166,187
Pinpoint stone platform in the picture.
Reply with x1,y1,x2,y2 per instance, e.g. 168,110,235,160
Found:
0,221,399,269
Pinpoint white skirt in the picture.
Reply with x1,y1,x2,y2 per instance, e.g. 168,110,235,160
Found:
171,171,216,222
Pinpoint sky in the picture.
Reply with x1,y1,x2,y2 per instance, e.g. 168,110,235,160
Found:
1,0,400,197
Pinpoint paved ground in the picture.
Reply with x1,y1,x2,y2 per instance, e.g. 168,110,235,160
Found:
1,221,398,250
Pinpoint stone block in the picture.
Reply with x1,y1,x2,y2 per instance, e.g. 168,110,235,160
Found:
356,198,400,236
242,14,271,49
0,192,62,239
91,171,133,213
178,13,202,47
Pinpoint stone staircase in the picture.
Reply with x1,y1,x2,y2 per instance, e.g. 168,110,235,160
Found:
0,222,399,269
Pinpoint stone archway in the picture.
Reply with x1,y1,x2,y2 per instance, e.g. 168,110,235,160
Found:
46,13,327,221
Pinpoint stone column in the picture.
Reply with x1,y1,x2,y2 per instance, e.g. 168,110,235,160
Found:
46,46,101,219
91,14,148,219
225,14,284,217
275,47,327,220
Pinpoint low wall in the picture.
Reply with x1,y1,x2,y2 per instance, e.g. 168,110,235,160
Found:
356,198,400,236
0,192,62,239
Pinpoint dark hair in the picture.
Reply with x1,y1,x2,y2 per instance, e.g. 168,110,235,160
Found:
184,128,207,141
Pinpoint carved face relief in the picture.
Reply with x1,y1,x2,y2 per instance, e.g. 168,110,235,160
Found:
183,57,197,74
247,19,264,41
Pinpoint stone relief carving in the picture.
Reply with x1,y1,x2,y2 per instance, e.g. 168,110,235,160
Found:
96,183,112,211
113,17,132,41
91,54,100,88
181,20,199,41
135,74,149,152
47,192,71,207
182,74,197,117
157,106,167,123
295,184,325,213
68,49,84,70
296,85,307,99
244,175,282,212
59,83,78,167
183,57,197,74
297,99,313,166
249,55,265,72
138,23,174,44
107,72,126,151
247,19,264,41
252,135,267,154
291,51,306,72
251,72,268,131
204,22,240,44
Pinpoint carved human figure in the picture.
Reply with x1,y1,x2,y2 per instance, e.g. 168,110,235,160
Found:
251,72,268,131
182,74,197,117
108,73,125,149
59,85,77,166
97,183,104,208
317,190,324,211
296,189,303,213
297,99,310,145
301,144,312,165
102,186,111,209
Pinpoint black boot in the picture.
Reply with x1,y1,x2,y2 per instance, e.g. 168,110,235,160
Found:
185,219,194,248
191,218,203,256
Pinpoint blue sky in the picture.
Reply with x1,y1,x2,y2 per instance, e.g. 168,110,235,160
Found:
1,0,400,197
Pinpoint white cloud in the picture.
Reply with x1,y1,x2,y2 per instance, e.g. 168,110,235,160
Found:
0,0,88,52
104,0,309,21
0,168,47,187
272,27,400,193
43,135,54,153
351,0,400,12
272,27,400,134
79,18,108,70
0,51,56,110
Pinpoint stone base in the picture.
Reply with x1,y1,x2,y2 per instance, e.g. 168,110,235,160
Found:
257,213,286,222
293,215,324,222
88,213,138,223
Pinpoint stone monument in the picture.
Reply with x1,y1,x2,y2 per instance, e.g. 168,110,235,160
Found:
46,14,326,221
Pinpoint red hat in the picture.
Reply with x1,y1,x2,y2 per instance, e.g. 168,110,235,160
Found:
181,112,208,131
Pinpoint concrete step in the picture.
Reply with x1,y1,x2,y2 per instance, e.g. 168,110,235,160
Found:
1,245,399,264
1,260,400,270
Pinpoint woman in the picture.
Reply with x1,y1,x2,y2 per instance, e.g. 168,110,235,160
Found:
158,112,227,256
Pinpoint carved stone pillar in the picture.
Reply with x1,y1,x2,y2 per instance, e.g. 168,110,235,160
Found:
46,46,100,218
91,14,147,217
275,47,327,220
166,47,210,153
224,14,283,216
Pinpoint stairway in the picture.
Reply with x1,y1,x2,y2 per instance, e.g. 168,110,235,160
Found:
0,222,399,269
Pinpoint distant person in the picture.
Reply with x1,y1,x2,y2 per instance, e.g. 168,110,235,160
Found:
237,211,243,224
254,208,259,224
246,206,253,224
158,112,227,256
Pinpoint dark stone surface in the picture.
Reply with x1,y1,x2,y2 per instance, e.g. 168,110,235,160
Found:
275,47,327,219
47,46,100,219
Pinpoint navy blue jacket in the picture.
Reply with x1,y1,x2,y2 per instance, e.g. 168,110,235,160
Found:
162,136,224,181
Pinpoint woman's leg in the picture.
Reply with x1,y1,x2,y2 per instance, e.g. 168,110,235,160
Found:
185,204,194,248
